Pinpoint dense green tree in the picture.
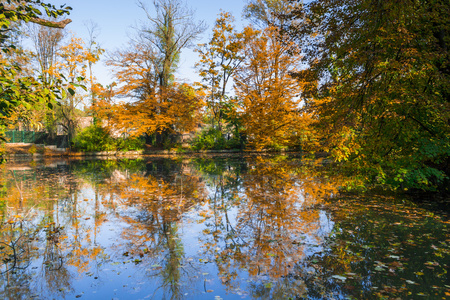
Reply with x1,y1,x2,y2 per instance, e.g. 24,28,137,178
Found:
286,0,449,191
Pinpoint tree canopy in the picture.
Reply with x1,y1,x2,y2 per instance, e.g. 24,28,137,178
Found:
285,0,449,191
0,0,72,141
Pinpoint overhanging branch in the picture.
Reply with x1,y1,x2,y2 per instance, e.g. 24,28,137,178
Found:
29,17,72,29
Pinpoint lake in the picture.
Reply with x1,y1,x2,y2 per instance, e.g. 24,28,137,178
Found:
0,156,448,299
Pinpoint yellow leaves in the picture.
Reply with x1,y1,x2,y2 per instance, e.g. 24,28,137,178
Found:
47,34,97,104
233,26,311,150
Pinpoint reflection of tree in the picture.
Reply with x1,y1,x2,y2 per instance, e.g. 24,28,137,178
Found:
0,220,35,299
197,156,338,297
0,162,108,298
39,214,71,296
0,157,446,299
0,220,32,274
296,195,450,299
98,159,208,299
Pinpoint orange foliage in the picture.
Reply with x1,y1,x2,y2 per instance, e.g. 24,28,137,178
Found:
234,26,317,150
95,83,204,137
100,39,205,138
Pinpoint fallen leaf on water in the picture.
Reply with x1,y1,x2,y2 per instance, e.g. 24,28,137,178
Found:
331,275,347,281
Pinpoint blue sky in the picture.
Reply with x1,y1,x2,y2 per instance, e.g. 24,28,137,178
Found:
50,0,248,86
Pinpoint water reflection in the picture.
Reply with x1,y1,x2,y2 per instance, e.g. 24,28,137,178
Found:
194,157,338,298
0,157,448,299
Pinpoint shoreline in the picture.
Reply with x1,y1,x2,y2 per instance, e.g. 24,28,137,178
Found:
3,148,314,162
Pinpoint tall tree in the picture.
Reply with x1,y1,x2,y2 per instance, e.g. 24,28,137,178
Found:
25,23,66,135
83,21,104,109
27,23,65,85
106,0,206,146
138,0,206,88
234,26,313,150
196,12,247,133
286,0,450,191
49,35,93,147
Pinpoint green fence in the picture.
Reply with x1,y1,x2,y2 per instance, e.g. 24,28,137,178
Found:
5,131,48,144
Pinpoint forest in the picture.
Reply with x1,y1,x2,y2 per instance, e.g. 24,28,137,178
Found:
0,0,448,193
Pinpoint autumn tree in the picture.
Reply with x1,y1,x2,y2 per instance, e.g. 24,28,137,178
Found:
286,0,450,191
234,26,314,150
105,0,206,146
49,35,93,146
98,82,203,140
196,12,247,135
107,37,160,100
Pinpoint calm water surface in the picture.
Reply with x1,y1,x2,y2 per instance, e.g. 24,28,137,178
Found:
0,156,448,299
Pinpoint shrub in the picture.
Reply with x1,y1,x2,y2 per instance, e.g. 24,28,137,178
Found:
73,124,113,152
74,125,144,152
115,136,144,151
191,127,242,150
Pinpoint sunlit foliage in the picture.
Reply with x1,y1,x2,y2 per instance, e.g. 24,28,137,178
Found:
285,0,450,191
95,83,204,139
196,12,247,134
234,26,316,150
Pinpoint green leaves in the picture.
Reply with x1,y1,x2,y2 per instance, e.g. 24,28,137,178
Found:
67,87,75,96
287,0,450,192
0,0,72,148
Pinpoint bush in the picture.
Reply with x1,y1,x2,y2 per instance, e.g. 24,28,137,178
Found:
73,124,113,152
115,136,144,151
191,127,242,150
73,125,144,152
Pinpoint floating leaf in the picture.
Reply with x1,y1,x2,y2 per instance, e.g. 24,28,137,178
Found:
331,275,347,281
264,282,273,288
388,255,400,259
